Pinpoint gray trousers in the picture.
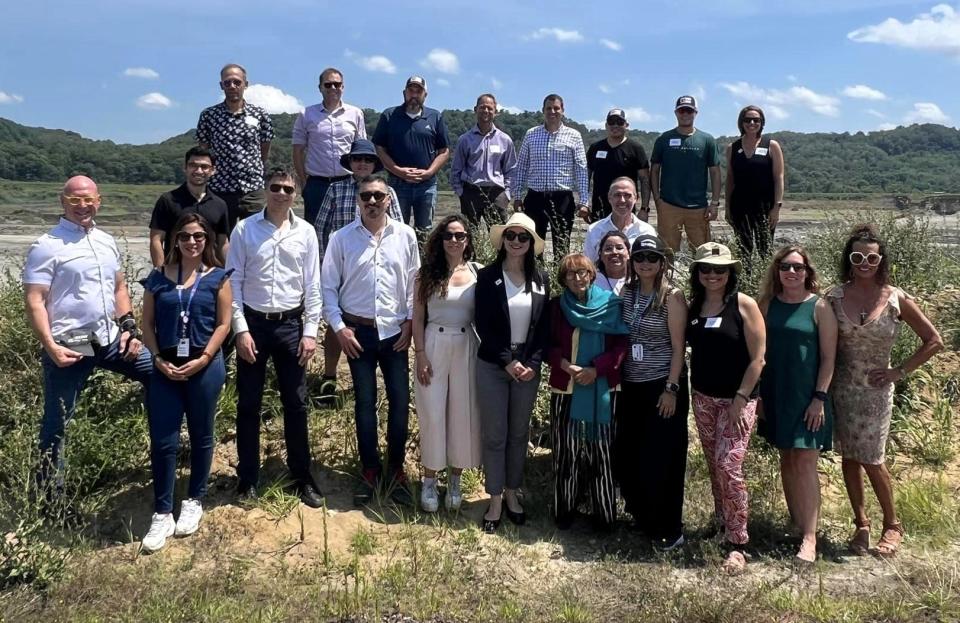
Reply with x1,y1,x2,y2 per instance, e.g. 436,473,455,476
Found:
476,358,541,495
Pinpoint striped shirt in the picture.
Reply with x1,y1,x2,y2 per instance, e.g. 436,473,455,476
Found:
621,284,673,382
313,177,403,259
511,124,589,201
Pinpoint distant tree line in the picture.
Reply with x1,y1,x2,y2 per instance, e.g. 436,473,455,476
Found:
2,114,959,195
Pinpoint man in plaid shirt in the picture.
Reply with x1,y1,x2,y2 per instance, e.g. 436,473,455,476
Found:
511,94,589,258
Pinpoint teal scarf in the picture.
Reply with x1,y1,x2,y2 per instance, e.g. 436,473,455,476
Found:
560,285,629,440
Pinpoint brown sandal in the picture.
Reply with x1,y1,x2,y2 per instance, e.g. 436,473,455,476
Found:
849,519,870,556
875,522,904,558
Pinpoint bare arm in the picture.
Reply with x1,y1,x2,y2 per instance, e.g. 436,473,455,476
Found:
666,290,688,386
813,297,837,393
724,145,735,209
140,289,160,355
24,284,57,354
650,163,661,205
292,144,307,186
114,271,133,317
737,293,766,397
771,140,785,205
709,165,722,205
149,229,166,268
205,279,233,355
375,145,405,178
425,148,449,177
638,168,652,214
260,142,271,165
897,293,944,374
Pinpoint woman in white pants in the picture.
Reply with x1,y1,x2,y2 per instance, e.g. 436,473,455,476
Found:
413,215,483,512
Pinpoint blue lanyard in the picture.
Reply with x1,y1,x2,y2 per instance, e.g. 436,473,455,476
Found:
177,263,205,337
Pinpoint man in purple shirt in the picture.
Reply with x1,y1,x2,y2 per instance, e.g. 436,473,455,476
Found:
293,67,367,225
449,93,517,229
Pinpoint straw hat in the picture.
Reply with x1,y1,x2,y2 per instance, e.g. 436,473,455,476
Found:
691,242,742,272
489,212,546,255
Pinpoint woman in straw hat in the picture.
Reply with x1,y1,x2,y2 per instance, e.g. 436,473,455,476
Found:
474,213,550,533
686,242,766,574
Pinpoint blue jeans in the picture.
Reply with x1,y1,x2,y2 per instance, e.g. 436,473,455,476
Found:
346,324,410,474
302,177,337,227
40,337,153,485
147,353,226,513
388,176,437,231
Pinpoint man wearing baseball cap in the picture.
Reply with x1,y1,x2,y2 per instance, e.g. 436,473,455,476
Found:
650,96,722,253
372,76,450,232
585,108,651,223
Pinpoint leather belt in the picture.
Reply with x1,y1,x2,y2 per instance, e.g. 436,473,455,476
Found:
342,312,376,327
243,305,303,321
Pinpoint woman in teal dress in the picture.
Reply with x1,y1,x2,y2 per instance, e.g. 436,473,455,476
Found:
758,245,837,564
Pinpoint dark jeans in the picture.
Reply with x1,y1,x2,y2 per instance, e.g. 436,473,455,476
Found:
39,336,153,486
303,176,348,226
616,376,690,541
460,183,508,229
148,353,225,513
522,190,575,258
220,188,266,233
345,324,410,475
590,192,613,223
235,316,313,488
389,176,437,231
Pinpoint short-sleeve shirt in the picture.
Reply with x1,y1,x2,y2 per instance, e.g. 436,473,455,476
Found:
149,184,229,256
143,266,232,356
23,218,121,345
196,102,274,194
372,105,449,172
587,137,649,199
651,129,720,209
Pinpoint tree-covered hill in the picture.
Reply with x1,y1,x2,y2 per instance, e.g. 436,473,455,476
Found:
2,113,958,194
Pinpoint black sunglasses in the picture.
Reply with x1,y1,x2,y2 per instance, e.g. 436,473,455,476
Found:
350,155,378,164
743,118,762,124
607,118,626,126
697,264,730,275
269,184,296,195
632,251,663,263
221,79,244,88
778,262,807,273
176,231,207,242
359,190,388,202
442,231,468,242
322,81,343,89
503,231,532,243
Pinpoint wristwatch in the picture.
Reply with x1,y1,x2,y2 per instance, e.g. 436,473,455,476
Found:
664,381,680,394
812,390,829,402
710,200,721,206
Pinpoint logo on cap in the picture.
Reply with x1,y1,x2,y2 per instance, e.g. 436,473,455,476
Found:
675,95,698,111
406,75,426,88
712,247,720,256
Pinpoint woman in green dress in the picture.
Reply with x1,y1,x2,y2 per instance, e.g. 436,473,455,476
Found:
758,245,837,564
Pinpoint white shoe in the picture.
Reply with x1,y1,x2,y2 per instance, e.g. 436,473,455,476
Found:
445,475,463,511
175,498,203,537
420,478,439,513
142,513,175,552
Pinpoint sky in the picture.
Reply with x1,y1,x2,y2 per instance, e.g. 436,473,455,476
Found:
1,0,958,144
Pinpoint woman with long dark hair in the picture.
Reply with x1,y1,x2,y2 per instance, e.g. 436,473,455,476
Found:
412,215,483,513
594,231,630,295
140,213,232,552
829,224,942,557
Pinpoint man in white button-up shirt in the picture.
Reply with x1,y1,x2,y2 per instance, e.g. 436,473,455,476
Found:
582,177,657,262
23,176,153,491
321,174,420,505
226,167,324,508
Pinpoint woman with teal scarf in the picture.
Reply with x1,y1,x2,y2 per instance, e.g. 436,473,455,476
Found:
546,254,628,531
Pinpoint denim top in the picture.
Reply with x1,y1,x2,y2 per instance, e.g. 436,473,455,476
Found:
144,266,232,351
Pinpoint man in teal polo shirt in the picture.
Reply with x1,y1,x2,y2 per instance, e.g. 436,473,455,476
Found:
650,95,721,253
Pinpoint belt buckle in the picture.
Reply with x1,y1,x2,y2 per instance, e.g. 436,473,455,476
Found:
264,311,279,321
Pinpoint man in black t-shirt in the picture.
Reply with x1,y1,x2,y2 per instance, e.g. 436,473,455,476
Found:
585,108,651,223
149,147,230,267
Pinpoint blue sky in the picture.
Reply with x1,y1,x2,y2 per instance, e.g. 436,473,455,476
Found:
1,0,957,144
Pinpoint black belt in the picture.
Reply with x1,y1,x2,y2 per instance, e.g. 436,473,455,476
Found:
243,305,304,321
464,182,504,192
309,174,350,183
527,189,572,199
342,312,376,327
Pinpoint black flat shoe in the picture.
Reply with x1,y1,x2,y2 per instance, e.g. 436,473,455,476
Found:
298,483,325,509
482,506,502,534
505,506,526,526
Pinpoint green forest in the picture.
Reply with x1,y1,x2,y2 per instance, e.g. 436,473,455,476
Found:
2,112,959,195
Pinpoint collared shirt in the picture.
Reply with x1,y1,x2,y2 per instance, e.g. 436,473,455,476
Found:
582,213,657,262
313,177,402,258
196,101,274,194
372,105,449,172
226,209,321,337
23,218,121,346
321,217,420,340
511,123,589,202
149,183,229,255
449,124,517,197
292,102,366,177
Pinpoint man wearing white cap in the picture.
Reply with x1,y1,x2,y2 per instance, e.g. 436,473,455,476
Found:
585,108,651,223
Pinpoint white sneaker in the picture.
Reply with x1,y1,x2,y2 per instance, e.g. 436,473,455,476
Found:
142,513,175,552
420,477,439,513
445,475,463,511
175,498,203,537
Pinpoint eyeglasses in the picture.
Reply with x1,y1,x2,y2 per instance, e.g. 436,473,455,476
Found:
611,192,635,200
221,79,244,88
503,231,532,243
176,231,208,243
565,269,591,281
632,251,663,263
778,262,807,273
607,118,625,126
64,195,100,206
441,231,468,242
359,190,388,202
350,155,378,164
186,162,213,171
743,118,762,125
849,251,882,266
269,184,296,195
698,264,730,275
322,81,343,89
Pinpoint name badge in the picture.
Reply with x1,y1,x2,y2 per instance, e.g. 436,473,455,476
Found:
631,344,643,361
244,115,260,127
489,144,502,154
669,138,682,147
596,150,608,159
177,338,190,358
705,317,723,329
754,147,768,156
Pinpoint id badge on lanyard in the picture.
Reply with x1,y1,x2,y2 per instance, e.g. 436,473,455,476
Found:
177,263,204,358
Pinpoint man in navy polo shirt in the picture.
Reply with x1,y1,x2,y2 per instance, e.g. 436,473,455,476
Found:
372,76,449,232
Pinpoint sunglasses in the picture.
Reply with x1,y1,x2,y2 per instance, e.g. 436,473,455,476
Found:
565,269,592,280
176,231,207,243
322,81,343,89
743,118,762,125
849,251,882,266
698,264,730,275
359,190,388,202
64,195,99,206
221,79,244,87
676,108,696,114
632,251,664,263
269,184,296,195
607,118,626,126
503,231,532,243
350,155,378,164
778,262,807,273
441,231,468,242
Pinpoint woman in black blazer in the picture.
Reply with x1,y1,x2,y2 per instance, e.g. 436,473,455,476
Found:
474,213,550,533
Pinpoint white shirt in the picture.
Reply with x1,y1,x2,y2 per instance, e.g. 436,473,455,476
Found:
321,216,420,339
503,270,533,344
583,213,656,262
23,218,121,346
227,209,322,338
596,273,626,296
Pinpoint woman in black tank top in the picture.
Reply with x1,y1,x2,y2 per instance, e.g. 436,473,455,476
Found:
724,106,785,264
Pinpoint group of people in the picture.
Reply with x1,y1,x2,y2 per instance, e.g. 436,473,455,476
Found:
22,63,942,568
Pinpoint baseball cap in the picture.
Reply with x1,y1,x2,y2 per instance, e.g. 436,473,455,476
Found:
630,234,673,259
606,108,627,121
675,95,698,111
405,75,427,89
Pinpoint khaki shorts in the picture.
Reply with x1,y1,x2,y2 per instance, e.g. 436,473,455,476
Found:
656,200,711,253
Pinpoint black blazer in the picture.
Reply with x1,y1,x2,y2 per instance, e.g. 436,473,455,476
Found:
475,263,551,368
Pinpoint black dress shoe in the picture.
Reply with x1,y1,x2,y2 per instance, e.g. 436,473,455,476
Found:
505,506,526,526
298,483,325,508
237,483,258,504
482,506,502,534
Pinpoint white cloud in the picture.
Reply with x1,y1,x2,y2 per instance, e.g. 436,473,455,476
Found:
344,49,397,74
244,84,304,114
786,74,798,83
0,91,24,104
904,101,950,124
526,27,584,43
598,79,630,95
500,105,523,114
599,38,622,51
877,122,899,131
123,67,159,79
584,119,606,130
866,108,886,118
491,77,503,89
598,84,612,94
622,107,653,123
436,78,451,87
420,48,460,74
788,86,841,116
135,92,173,110
691,84,707,103
719,81,839,117
848,4,960,57
842,84,888,100
767,105,790,120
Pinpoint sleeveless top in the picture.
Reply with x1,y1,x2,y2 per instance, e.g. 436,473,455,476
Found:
144,266,232,358
687,293,755,399
426,273,477,328
730,137,775,212
621,284,673,382
828,284,903,389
